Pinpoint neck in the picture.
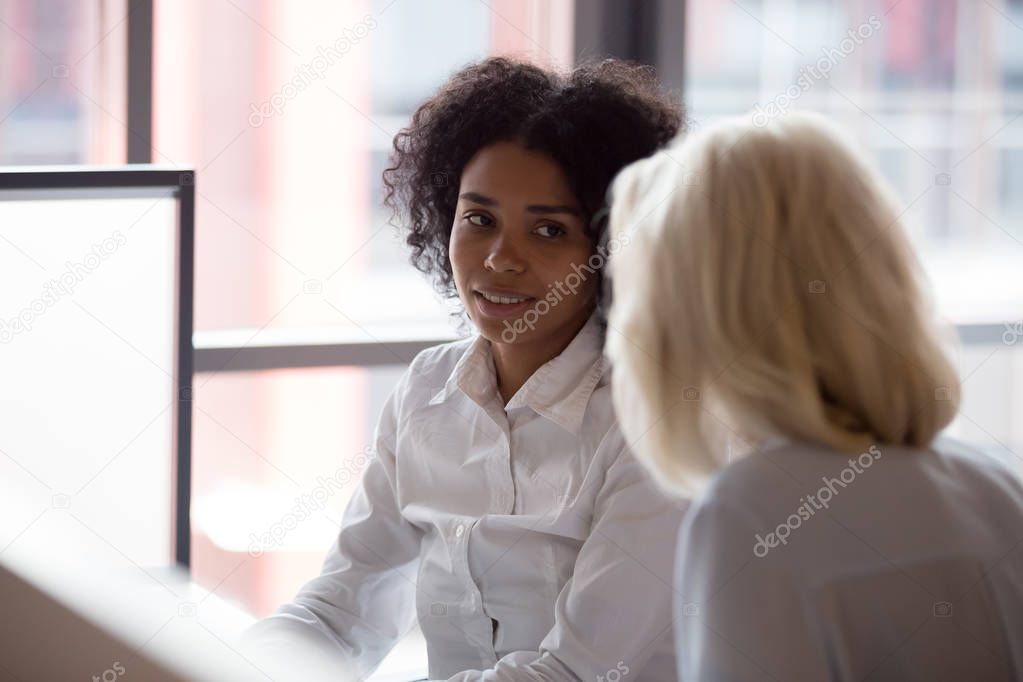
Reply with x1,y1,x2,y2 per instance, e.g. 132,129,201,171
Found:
490,306,595,405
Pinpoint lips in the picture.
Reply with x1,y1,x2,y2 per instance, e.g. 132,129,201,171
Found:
472,288,536,319
475,287,533,303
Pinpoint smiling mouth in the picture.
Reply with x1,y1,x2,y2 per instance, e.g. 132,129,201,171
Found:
472,290,536,318
475,289,532,304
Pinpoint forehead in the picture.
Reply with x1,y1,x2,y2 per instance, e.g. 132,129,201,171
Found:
459,141,578,205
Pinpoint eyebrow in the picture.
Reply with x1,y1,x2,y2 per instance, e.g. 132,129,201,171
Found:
458,191,581,216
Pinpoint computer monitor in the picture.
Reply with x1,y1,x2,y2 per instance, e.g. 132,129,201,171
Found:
0,166,194,569
0,537,356,682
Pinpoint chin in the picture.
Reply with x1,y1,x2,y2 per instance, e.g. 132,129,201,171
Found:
473,316,532,346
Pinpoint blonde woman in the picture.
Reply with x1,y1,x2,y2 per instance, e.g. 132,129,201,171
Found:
605,112,1023,681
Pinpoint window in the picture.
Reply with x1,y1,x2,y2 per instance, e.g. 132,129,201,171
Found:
0,0,127,164
148,0,575,626
686,0,1023,322
2,0,577,646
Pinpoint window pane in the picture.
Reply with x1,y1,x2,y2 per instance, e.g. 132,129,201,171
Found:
946,338,1023,465
189,363,427,675
153,2,573,661
189,363,400,615
153,0,575,334
685,0,1023,324
0,0,127,164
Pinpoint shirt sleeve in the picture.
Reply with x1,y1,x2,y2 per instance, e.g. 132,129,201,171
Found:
674,496,824,681
241,363,425,681
441,429,689,681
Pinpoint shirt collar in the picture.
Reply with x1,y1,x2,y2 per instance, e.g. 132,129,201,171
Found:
429,312,606,434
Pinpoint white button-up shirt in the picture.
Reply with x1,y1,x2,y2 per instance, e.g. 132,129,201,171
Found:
248,313,687,681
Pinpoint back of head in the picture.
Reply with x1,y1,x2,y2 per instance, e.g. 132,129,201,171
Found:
606,111,960,496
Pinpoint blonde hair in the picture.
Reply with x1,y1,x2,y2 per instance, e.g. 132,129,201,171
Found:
605,111,960,497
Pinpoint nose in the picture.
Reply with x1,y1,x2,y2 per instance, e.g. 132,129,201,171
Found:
483,232,526,274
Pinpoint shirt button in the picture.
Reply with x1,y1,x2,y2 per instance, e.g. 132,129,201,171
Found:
455,524,465,538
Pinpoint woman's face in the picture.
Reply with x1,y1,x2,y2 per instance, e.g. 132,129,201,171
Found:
449,141,599,351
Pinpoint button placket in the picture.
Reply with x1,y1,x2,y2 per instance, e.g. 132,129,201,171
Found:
493,436,514,514
499,416,517,515
456,517,495,661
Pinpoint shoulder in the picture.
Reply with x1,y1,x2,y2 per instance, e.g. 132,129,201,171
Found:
929,436,1023,503
574,361,625,452
697,443,803,504
699,437,1023,518
685,440,854,522
406,336,476,380
390,336,476,412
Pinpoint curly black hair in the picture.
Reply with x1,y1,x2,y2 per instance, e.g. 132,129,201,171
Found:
383,56,684,307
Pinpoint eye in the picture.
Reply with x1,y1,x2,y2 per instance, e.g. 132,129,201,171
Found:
534,224,566,238
466,213,492,227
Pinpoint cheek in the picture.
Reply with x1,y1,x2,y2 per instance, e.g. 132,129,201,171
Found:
448,231,486,301
546,245,598,289
448,229,470,281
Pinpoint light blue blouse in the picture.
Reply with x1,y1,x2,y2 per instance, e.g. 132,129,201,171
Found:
674,436,1023,681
